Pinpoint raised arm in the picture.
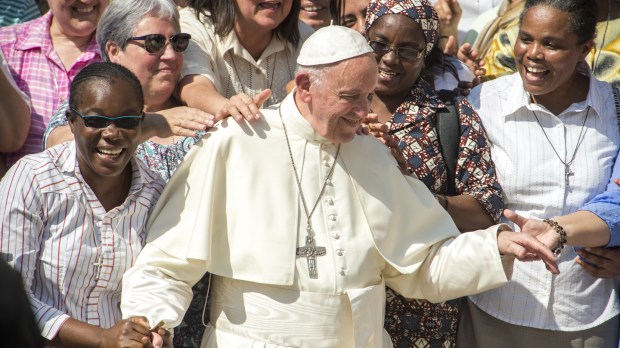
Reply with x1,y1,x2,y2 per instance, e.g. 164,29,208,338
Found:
0,53,30,152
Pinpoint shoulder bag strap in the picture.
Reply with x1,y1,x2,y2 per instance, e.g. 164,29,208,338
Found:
435,89,460,196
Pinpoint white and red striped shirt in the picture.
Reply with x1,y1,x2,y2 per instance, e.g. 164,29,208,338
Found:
0,141,165,340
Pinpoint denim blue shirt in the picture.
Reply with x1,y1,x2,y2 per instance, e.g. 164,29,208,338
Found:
581,151,620,247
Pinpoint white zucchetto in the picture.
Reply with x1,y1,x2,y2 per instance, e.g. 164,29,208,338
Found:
297,25,373,66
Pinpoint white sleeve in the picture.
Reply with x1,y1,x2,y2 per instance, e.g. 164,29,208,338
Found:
121,243,209,330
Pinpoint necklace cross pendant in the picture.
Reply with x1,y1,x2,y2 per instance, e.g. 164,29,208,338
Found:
296,235,326,279
565,164,574,187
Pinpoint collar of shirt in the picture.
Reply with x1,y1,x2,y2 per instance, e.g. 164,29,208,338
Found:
217,17,287,66
281,92,331,144
504,64,608,119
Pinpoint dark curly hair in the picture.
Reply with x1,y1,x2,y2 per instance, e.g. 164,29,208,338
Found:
520,0,597,44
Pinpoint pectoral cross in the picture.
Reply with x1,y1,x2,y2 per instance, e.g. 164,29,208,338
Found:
564,164,574,187
296,233,326,279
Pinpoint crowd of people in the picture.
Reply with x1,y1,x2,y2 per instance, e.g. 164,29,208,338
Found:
0,0,618,347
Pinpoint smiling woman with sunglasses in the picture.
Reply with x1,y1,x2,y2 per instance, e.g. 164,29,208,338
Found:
42,2,216,345
0,61,169,348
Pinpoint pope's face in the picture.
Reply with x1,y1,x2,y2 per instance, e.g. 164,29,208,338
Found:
303,54,378,143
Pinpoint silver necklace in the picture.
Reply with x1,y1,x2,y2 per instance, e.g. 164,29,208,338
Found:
278,106,341,279
593,0,611,75
532,107,590,187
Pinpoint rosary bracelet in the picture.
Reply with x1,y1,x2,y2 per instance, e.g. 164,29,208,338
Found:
543,218,567,257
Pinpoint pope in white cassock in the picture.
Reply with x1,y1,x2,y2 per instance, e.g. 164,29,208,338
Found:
120,26,558,348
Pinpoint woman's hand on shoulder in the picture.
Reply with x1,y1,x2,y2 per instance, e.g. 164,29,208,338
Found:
144,107,215,139
215,89,272,122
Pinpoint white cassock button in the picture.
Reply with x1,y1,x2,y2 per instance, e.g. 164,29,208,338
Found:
331,233,340,240
326,198,334,205
329,214,337,221
326,179,332,186
323,160,331,167
339,268,346,276
336,249,344,256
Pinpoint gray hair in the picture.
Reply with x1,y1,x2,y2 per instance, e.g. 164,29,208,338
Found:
96,0,180,61
295,63,339,89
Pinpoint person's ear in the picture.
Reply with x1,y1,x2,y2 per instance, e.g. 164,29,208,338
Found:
295,72,313,103
579,39,595,60
106,41,122,63
66,109,77,135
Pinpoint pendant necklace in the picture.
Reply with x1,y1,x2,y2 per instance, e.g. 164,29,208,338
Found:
532,107,590,187
278,107,341,279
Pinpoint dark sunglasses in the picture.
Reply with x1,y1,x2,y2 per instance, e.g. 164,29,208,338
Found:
70,108,144,129
127,33,191,54
368,41,424,61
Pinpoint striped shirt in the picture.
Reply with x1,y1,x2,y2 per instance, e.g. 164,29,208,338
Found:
0,141,165,340
467,70,620,331
0,11,101,167
0,0,40,27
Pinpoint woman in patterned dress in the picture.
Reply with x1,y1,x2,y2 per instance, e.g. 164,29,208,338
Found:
363,0,503,346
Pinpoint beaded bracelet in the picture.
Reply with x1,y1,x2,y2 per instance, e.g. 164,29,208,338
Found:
543,218,567,256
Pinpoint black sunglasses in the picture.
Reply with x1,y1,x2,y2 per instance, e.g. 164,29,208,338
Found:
368,41,424,61
127,33,191,54
70,108,144,129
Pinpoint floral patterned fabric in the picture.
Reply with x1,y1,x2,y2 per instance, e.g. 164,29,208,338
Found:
384,78,503,348
43,100,208,347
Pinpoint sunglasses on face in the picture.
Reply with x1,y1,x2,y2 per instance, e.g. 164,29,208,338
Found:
70,108,144,129
368,41,424,61
127,33,191,54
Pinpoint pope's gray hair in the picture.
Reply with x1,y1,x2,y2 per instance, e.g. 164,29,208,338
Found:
295,63,339,89
97,0,180,62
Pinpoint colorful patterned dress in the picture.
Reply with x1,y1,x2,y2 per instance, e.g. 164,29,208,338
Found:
384,78,503,348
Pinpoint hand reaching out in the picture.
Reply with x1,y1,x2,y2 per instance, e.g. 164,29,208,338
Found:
362,114,409,175
146,106,214,139
503,209,559,251
127,317,172,348
497,229,559,275
215,89,272,122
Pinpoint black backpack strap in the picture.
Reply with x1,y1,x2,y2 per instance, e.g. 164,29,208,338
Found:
435,89,460,196
613,88,620,129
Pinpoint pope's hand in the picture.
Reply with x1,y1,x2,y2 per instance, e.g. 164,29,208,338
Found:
497,229,559,274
